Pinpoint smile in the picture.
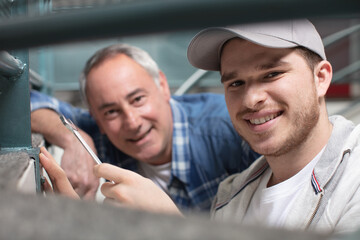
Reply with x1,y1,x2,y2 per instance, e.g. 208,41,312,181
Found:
128,127,152,142
249,112,281,125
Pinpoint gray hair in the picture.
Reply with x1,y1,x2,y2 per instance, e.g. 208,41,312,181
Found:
79,43,160,106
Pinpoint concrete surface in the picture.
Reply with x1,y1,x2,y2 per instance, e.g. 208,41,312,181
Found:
16,158,36,194
0,189,330,240
0,152,30,191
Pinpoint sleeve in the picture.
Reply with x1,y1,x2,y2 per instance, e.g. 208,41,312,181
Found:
30,90,89,126
331,185,360,235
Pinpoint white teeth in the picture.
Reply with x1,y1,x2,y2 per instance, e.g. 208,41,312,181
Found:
250,113,278,125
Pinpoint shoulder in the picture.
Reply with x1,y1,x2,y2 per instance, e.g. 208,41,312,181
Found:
330,115,360,159
214,156,267,209
172,93,232,133
172,93,227,116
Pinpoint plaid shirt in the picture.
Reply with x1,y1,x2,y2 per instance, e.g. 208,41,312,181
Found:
31,90,259,213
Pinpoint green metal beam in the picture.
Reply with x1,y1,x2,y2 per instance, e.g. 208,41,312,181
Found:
0,0,359,51
0,0,41,192
0,49,31,149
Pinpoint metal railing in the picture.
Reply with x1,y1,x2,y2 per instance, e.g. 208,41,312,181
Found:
0,50,26,78
0,0,359,51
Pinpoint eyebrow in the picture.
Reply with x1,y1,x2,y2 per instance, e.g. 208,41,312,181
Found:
98,102,116,111
221,59,290,83
97,88,145,111
255,60,290,71
221,72,238,83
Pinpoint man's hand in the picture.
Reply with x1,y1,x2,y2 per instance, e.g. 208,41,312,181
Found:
39,147,80,200
93,163,182,216
31,109,99,199
61,129,100,200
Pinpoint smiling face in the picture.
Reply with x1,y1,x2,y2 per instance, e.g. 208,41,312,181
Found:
86,54,173,165
220,39,322,157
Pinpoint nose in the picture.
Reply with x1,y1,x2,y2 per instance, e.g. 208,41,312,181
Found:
122,107,141,132
242,83,267,110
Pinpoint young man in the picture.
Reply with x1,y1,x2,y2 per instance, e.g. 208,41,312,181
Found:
31,44,259,211
186,19,360,234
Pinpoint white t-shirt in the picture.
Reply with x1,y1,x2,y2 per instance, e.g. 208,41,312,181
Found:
138,161,172,194
243,147,326,228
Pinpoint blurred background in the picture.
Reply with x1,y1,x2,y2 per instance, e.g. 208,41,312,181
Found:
1,0,355,123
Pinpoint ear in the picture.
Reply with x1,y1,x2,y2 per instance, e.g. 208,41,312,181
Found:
314,60,332,97
158,71,171,101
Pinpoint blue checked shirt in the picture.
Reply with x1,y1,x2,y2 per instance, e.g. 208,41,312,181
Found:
31,90,260,213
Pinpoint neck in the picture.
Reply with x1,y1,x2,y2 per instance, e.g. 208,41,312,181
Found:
266,112,332,187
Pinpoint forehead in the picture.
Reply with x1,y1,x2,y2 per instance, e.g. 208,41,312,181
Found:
87,54,153,86
85,54,157,103
90,54,145,75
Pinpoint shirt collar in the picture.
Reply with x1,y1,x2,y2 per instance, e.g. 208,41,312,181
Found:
169,98,191,184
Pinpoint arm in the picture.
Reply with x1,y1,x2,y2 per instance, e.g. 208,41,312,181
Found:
93,163,183,216
31,94,99,199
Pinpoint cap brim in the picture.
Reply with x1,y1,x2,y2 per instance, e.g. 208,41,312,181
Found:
187,27,297,71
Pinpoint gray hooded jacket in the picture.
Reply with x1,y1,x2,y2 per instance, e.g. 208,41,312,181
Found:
211,115,360,235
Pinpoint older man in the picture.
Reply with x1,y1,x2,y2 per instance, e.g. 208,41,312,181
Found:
31,44,259,211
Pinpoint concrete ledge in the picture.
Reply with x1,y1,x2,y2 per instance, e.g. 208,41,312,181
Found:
16,159,36,194
0,189,329,240
0,152,30,191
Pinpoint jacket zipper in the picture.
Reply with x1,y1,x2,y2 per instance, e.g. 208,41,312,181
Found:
305,193,324,229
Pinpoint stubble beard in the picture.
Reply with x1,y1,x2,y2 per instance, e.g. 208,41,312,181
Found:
265,88,320,157
235,88,320,158
268,101,319,157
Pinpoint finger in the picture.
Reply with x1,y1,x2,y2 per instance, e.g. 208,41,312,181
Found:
39,152,64,182
93,163,134,183
42,178,54,193
100,181,119,200
39,147,64,180
40,146,56,163
40,150,80,200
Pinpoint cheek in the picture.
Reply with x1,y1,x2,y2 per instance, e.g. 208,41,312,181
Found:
142,98,168,121
100,119,122,136
137,104,157,121
225,91,242,111
225,96,243,124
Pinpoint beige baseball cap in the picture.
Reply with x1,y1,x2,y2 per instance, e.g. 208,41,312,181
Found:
187,19,326,71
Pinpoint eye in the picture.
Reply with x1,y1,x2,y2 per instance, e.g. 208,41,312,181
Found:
229,80,245,88
134,96,143,102
265,72,282,79
132,95,146,106
104,109,120,119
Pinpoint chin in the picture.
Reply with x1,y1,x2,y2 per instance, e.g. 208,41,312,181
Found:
135,151,160,163
251,142,279,156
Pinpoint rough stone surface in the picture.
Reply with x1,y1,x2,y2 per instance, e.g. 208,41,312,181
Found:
0,189,330,240
31,133,44,148
0,152,29,190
